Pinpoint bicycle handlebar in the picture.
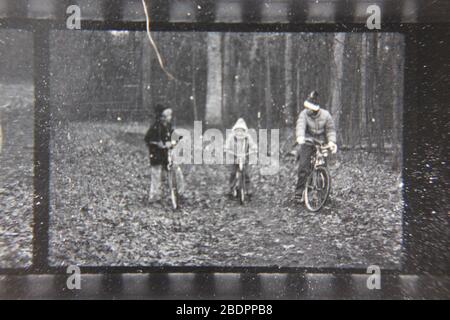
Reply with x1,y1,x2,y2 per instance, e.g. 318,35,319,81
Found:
293,138,330,148
164,136,183,149
290,140,331,156
226,150,258,157
305,138,327,146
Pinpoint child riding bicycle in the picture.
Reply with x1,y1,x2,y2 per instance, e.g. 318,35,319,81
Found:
295,91,337,202
225,118,257,198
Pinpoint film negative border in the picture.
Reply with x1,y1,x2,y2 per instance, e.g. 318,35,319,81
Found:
0,273,449,299
0,0,448,299
0,0,449,25
3,22,444,276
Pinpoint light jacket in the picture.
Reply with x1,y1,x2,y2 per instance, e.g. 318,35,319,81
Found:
296,108,336,144
225,118,257,160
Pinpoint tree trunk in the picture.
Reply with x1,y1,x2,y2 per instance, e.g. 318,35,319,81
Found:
135,32,144,120
365,34,375,152
234,58,242,117
264,38,273,128
360,33,368,147
0,112,3,154
192,44,198,121
348,38,360,148
221,33,233,126
205,32,222,125
142,33,153,119
392,35,404,171
257,51,264,131
375,34,384,158
248,35,259,128
330,33,346,144
296,67,301,119
284,33,294,126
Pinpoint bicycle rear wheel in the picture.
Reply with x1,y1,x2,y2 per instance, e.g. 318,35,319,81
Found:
304,166,331,212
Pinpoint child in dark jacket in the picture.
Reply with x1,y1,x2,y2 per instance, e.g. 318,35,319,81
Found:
144,104,174,203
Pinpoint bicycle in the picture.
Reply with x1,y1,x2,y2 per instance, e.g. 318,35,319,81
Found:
229,149,255,205
166,136,184,210
302,138,332,212
233,152,248,205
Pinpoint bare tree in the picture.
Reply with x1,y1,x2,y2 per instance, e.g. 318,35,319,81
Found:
221,33,233,126
330,33,346,143
392,34,404,171
264,37,273,128
191,38,199,121
0,112,2,154
205,32,222,125
284,33,294,126
375,34,384,158
360,33,368,148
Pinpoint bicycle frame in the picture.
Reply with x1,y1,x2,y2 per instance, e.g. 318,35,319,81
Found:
305,139,329,169
237,155,245,172
232,143,249,204
230,138,248,188
235,156,246,204
233,156,245,189
166,137,183,209
312,145,329,169
167,136,183,170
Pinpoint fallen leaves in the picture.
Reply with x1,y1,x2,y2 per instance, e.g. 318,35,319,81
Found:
0,84,34,268
48,122,403,268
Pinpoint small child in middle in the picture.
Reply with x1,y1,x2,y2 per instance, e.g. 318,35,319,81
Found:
225,118,258,197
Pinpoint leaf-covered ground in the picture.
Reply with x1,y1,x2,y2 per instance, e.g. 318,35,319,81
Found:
49,122,403,268
0,84,34,268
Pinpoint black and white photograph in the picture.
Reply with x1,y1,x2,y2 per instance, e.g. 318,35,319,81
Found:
0,0,449,301
47,30,404,268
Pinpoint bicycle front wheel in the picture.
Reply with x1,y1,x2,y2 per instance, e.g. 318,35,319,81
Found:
304,166,331,212
239,174,245,205
168,169,178,210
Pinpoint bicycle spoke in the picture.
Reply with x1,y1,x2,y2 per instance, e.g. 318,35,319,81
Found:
313,192,318,209
317,189,323,206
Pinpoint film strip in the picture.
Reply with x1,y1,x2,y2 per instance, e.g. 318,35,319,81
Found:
0,0,449,300
1,273,449,299
0,0,449,25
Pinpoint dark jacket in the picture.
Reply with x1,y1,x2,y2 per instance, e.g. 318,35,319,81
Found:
295,109,336,144
144,120,173,166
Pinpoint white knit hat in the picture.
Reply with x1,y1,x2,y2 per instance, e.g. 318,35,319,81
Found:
232,118,248,131
304,100,320,112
